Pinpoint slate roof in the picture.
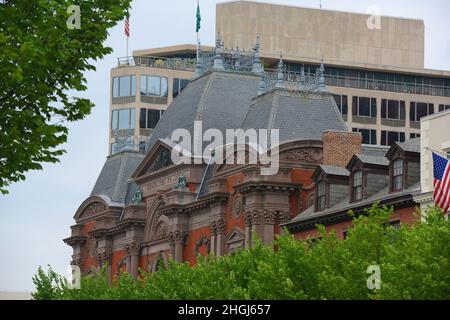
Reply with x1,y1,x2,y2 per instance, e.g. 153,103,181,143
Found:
354,154,389,166
396,138,420,153
90,151,145,206
361,144,390,157
147,71,260,151
319,165,349,176
242,89,347,143
287,182,421,226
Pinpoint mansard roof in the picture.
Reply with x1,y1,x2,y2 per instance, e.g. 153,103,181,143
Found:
90,151,145,206
346,154,389,170
242,88,347,143
146,71,260,152
315,165,350,178
385,138,420,159
285,182,421,232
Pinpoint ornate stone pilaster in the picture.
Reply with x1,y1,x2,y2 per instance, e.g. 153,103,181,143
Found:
96,249,112,268
167,230,186,263
215,218,226,256
244,211,253,248
125,242,141,278
209,221,217,255
70,254,84,271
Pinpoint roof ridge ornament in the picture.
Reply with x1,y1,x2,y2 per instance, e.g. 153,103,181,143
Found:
275,53,285,89
257,70,267,96
299,65,306,90
318,58,326,92
252,35,263,74
213,32,225,71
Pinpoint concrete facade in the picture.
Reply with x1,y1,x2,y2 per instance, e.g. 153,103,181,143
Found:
414,110,450,212
216,1,425,69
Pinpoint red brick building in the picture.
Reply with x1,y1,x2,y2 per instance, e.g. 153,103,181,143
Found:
64,42,421,280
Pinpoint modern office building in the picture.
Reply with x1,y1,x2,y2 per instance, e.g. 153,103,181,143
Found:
109,1,450,155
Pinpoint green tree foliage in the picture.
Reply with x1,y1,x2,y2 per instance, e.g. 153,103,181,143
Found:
32,204,450,300
0,0,131,194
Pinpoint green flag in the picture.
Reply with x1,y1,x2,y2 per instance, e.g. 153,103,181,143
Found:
196,2,201,33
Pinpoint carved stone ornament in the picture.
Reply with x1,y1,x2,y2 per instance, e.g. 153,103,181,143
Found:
216,218,226,235
83,202,106,216
284,148,323,163
233,195,243,218
88,237,97,258
195,235,211,254
244,211,252,227
148,148,173,173
167,230,187,243
125,242,141,256
96,249,112,266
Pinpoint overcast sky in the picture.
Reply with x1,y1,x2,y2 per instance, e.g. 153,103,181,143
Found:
1,0,449,293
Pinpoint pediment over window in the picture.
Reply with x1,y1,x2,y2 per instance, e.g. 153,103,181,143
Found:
132,139,186,179
226,227,245,253
74,196,110,221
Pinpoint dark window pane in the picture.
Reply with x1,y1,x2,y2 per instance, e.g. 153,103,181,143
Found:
360,129,370,144
381,99,387,118
147,76,161,96
400,101,406,120
147,109,160,129
140,108,146,129
410,102,416,122
440,105,444,112
416,102,428,120
342,95,348,115
381,131,387,145
371,98,377,118
428,103,434,115
371,130,377,145
352,96,358,116
400,132,405,142
388,100,399,119
352,128,358,132
173,78,180,98
359,97,370,117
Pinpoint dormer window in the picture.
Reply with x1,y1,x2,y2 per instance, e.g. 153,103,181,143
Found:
393,159,404,191
353,171,363,201
316,181,326,211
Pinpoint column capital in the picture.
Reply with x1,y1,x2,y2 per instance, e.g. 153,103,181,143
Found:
96,248,112,267
125,242,141,256
167,229,187,244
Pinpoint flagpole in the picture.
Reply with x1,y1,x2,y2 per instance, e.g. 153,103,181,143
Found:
425,146,449,158
196,0,200,60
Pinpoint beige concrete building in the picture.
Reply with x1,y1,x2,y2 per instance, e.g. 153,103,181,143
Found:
108,1,450,155
414,109,450,213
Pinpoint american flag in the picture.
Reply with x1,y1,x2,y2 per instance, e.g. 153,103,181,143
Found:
433,153,450,213
125,15,130,37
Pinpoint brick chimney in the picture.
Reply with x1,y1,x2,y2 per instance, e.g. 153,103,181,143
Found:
323,131,362,167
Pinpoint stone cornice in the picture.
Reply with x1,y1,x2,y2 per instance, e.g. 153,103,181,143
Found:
160,192,229,216
63,235,87,246
234,181,300,194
